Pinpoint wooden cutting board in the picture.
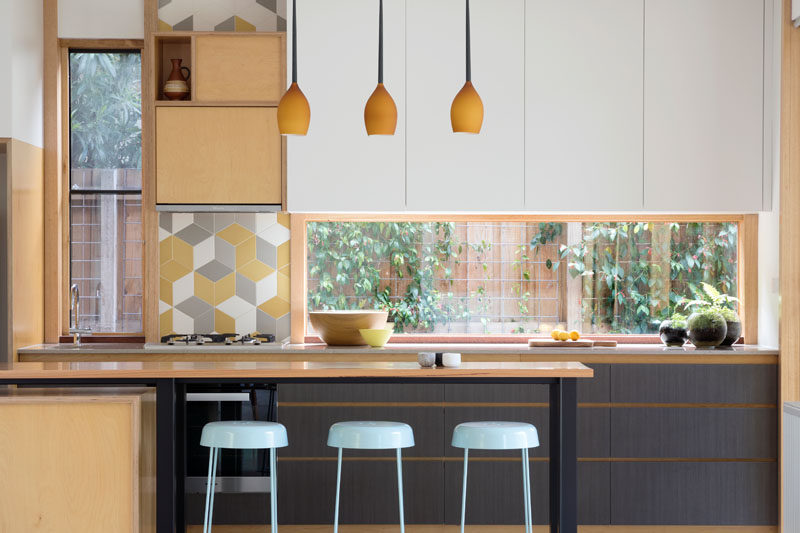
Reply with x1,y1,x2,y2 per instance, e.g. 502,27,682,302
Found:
528,339,618,348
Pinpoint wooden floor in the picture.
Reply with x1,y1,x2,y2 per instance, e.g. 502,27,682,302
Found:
185,526,777,532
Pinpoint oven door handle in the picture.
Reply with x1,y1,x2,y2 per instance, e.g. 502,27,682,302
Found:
186,392,252,402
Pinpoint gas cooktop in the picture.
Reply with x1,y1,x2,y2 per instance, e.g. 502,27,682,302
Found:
159,333,276,346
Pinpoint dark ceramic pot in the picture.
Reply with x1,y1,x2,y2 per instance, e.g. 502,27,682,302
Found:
720,320,742,346
687,312,727,347
659,320,688,347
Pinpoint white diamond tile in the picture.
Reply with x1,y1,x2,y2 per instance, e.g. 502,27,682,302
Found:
193,236,215,270
255,272,278,305
173,308,193,334
172,272,194,305
172,213,194,233
158,2,194,26
159,226,170,241
254,213,277,233
258,223,290,246
235,308,257,335
159,300,172,314
216,295,252,319
237,3,277,30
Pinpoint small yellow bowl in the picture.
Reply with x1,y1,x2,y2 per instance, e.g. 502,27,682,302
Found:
359,328,393,348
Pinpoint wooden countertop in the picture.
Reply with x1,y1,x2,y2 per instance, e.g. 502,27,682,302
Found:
0,361,594,380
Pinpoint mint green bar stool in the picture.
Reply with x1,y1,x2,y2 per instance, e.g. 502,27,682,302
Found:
452,421,540,533
200,421,289,533
327,421,415,533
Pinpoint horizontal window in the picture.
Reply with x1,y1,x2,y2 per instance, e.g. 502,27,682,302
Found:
306,220,739,336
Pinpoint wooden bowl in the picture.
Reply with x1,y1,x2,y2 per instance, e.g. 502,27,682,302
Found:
309,310,389,346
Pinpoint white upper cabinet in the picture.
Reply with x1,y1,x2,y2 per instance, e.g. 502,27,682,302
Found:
525,0,644,211
405,0,525,211
286,0,406,212
643,0,765,211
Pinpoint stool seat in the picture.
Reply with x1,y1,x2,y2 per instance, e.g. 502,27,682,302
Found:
452,421,540,450
328,421,415,449
200,421,288,449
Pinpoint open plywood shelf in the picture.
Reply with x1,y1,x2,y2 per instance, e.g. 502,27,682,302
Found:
154,34,192,102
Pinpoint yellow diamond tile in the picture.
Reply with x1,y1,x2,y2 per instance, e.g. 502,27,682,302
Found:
161,260,192,283
279,265,290,278
160,277,173,306
277,213,290,229
277,272,290,301
234,16,256,32
160,309,173,338
158,19,172,31
259,297,290,319
214,272,236,305
215,309,235,334
236,236,256,269
195,273,214,305
172,235,194,270
159,236,173,265
238,260,274,282
217,223,253,246
277,241,290,269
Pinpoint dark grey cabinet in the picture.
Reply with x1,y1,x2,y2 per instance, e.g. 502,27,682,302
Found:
274,363,777,526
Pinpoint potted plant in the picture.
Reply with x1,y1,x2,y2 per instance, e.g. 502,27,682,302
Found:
681,282,740,348
659,313,689,347
687,308,728,347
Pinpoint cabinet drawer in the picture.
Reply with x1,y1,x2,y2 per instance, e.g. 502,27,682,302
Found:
156,107,281,205
194,34,285,103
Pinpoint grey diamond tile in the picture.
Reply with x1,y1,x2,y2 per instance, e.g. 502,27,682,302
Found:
214,213,236,232
215,16,235,31
159,213,172,233
236,273,257,306
214,237,236,270
196,260,232,283
257,0,278,13
173,15,193,31
277,16,286,32
194,213,214,233
158,0,171,7
256,237,277,269
176,296,212,320
195,310,214,333
257,309,276,337
236,213,256,232
175,224,212,246
276,314,290,342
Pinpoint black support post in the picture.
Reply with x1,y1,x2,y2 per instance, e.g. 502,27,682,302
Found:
559,378,578,533
156,379,177,533
549,380,561,533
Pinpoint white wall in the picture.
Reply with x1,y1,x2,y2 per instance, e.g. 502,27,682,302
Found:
58,0,144,39
0,0,13,140
758,0,782,348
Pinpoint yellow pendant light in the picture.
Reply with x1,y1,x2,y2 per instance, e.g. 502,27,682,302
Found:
278,0,310,135
451,0,483,134
364,0,397,135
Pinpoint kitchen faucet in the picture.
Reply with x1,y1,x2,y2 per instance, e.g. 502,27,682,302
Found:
69,284,91,345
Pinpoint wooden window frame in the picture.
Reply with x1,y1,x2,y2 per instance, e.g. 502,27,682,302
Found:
290,213,758,345
44,38,145,341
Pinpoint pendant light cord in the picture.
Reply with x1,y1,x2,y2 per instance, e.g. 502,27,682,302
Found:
378,0,384,84
465,0,471,82
291,0,298,84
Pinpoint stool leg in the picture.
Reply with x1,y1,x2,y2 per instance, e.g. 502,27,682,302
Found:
460,448,469,533
522,448,532,533
396,448,405,533
334,447,343,533
204,447,219,533
270,447,278,533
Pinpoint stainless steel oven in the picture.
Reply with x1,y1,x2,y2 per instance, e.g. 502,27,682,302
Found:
184,384,277,526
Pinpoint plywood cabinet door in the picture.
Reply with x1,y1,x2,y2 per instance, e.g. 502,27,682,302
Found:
194,34,285,103
156,107,282,205
643,0,765,211
525,0,644,211
405,0,525,211
286,0,406,212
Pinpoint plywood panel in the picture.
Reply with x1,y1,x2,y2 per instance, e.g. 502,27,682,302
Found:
194,34,285,103
9,139,44,360
155,107,281,204
0,389,155,533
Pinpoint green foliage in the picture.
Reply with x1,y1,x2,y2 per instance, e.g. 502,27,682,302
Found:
681,281,740,322
70,52,142,169
531,222,738,334
688,308,726,331
669,313,688,328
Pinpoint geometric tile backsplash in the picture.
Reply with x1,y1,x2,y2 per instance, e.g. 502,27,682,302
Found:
158,0,286,32
159,212,291,340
